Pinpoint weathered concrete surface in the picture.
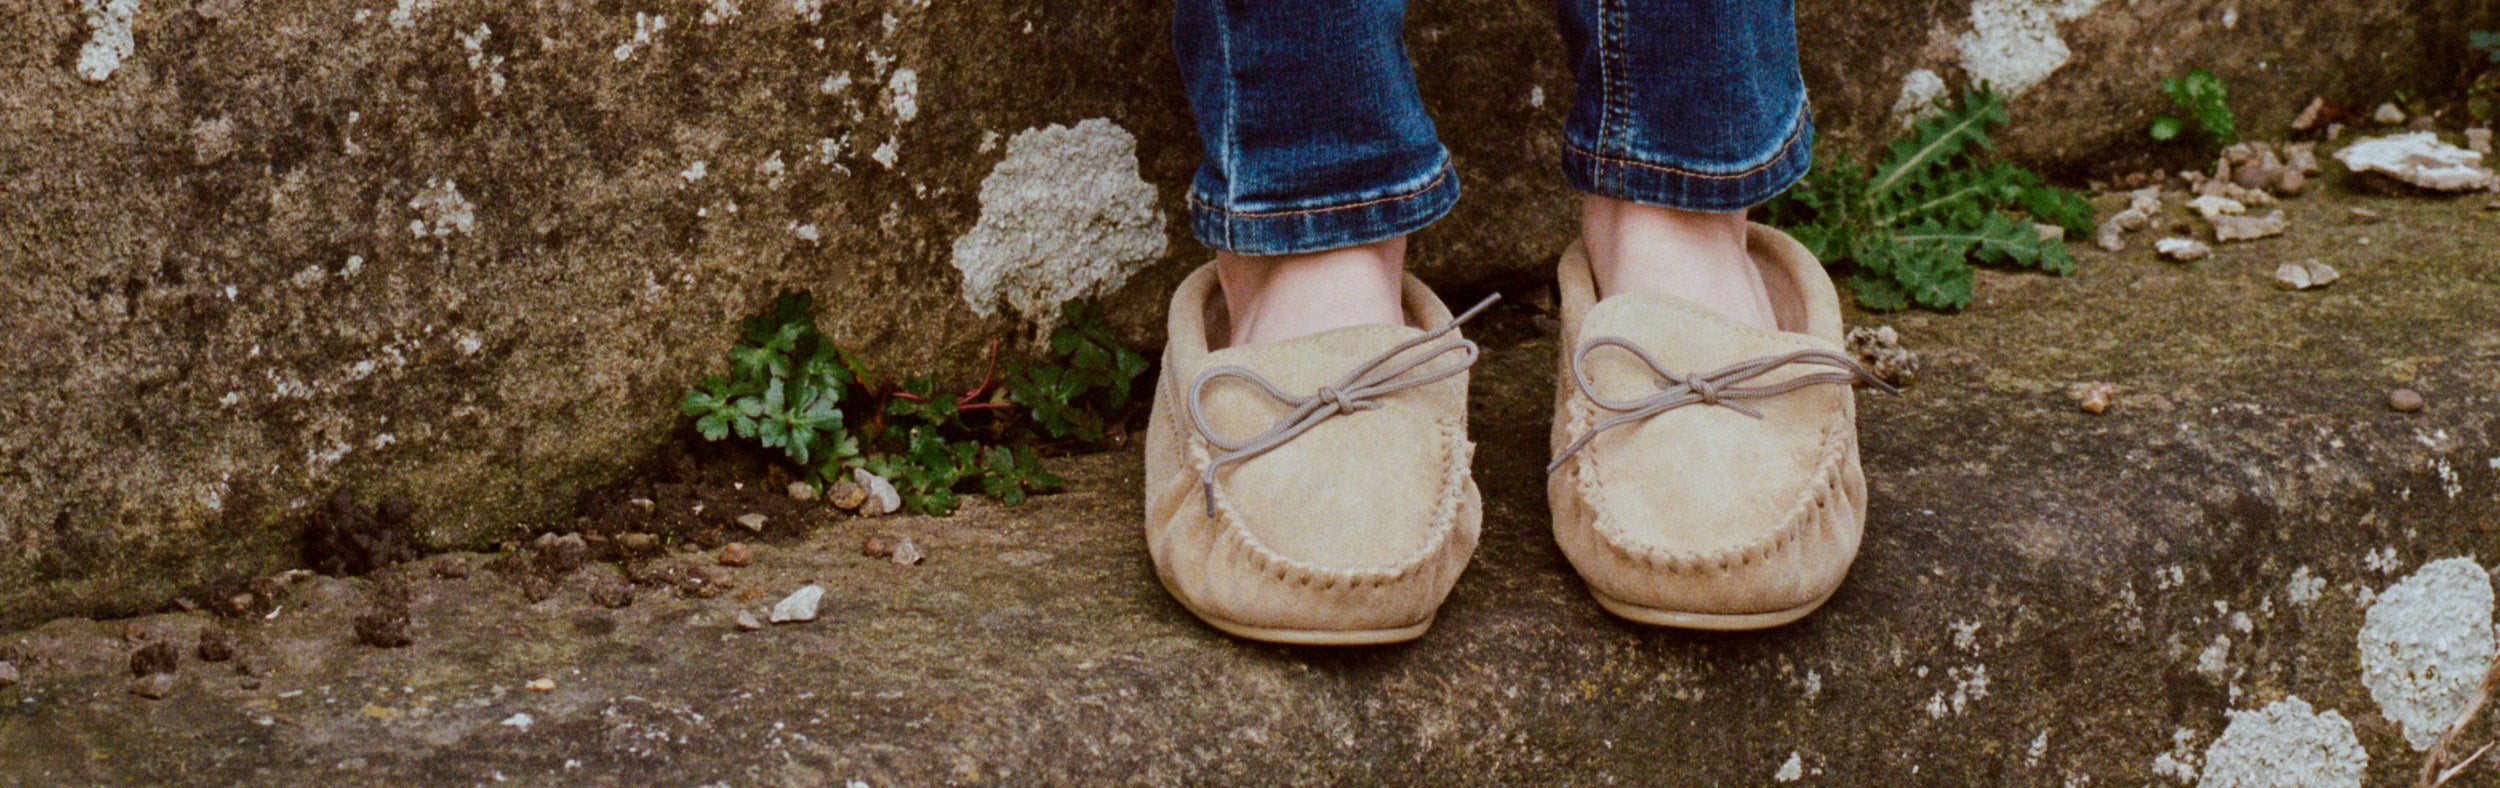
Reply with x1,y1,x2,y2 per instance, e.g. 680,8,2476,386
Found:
1,190,2495,784
4,0,2495,634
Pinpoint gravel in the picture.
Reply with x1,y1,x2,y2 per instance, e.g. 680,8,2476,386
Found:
770,585,826,624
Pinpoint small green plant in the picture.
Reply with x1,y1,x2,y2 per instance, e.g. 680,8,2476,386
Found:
2474,30,2500,62
680,294,1145,515
2148,68,2237,148
1758,86,2094,311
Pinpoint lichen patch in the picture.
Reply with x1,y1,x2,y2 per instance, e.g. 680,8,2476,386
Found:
2357,556,2497,751
2196,696,2366,788
949,119,1166,331
76,0,142,82
1956,0,2101,98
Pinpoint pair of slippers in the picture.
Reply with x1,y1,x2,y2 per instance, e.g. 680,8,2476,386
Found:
1142,225,1890,644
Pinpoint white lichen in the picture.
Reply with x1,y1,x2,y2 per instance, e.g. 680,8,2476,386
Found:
1773,751,1803,782
2195,634,2232,682
2027,731,2050,768
790,0,825,23
680,160,708,182
886,67,920,123
614,13,666,61
870,138,899,169
2151,727,2200,783
388,0,435,30
76,0,143,82
2286,566,2324,605
948,119,1167,329
1951,620,1983,652
701,0,741,25
2357,557,2497,750
2363,546,2402,574
407,178,477,237
2196,697,2366,788
1956,0,2102,98
1891,68,1949,127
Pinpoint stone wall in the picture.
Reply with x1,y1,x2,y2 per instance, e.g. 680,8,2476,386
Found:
1,0,2487,627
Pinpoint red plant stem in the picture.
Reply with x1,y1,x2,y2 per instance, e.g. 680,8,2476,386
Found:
956,338,1006,407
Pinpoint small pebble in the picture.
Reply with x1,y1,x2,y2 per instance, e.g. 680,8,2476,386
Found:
238,676,262,690
195,625,234,662
734,611,765,631
2291,96,2328,131
526,677,555,692
130,642,178,677
130,673,177,699
2154,237,2210,262
827,480,869,511
0,661,17,687
2273,260,2339,291
770,585,826,623
717,542,755,567
2210,211,2287,242
854,469,902,516
616,533,657,552
2467,127,2493,156
890,537,925,566
2074,382,2120,414
862,534,894,558
735,513,768,532
2093,224,2126,252
787,481,820,502
2347,207,2383,223
2389,389,2425,412
2373,102,2406,124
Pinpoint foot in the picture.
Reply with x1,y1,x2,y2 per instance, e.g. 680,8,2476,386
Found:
1214,237,1407,347
1580,196,1778,332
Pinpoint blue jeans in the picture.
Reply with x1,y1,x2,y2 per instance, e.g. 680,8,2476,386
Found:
1175,0,1811,255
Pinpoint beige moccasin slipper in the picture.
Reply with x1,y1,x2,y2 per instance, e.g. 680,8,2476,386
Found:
1548,224,1893,629
1144,264,1493,645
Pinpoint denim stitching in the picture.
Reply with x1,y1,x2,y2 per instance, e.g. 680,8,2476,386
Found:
1596,0,1626,196
1185,165,1450,220
1561,110,1807,181
1214,0,1238,250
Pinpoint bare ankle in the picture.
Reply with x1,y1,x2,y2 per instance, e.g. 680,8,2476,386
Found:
1580,196,1776,331
1215,237,1408,347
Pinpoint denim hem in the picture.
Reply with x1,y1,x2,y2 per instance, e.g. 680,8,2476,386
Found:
1561,108,1813,213
1187,162,1461,255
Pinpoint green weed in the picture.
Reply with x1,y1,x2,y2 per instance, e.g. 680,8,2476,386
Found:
1758,86,2093,311
680,294,1144,516
2149,68,2237,148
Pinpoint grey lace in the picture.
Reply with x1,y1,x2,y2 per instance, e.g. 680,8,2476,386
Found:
1185,295,1500,516
1546,336,1897,472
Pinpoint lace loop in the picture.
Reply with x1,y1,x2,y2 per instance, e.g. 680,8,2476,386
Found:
1548,335,1897,472
1185,295,1500,516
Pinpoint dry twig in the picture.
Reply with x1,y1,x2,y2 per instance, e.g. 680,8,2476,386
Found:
2419,654,2500,787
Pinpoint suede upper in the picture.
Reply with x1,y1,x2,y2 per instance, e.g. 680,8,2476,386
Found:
1548,224,1871,622
1144,264,1482,638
